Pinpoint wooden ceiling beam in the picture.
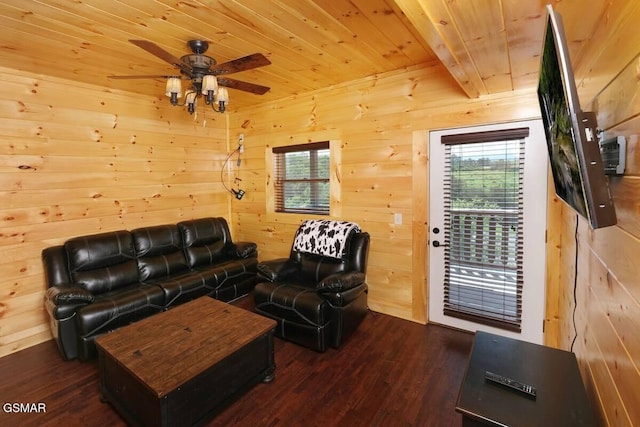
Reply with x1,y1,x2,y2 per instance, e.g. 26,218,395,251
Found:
392,0,486,98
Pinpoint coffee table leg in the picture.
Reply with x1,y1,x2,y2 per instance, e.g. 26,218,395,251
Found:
261,330,276,383
262,366,275,383
97,352,109,403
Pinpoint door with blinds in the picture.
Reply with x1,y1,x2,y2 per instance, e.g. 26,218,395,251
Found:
428,120,548,344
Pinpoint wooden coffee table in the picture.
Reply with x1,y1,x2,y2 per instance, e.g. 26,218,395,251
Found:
95,296,277,427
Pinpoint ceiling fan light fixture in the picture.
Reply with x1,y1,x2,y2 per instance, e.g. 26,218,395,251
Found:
202,75,218,104
115,40,270,115
181,54,216,70
165,77,182,105
216,87,229,112
185,91,197,114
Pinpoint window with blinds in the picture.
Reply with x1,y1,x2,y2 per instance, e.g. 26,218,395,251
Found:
273,142,330,215
441,128,527,332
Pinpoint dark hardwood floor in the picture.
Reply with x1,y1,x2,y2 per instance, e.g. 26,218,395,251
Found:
0,296,474,427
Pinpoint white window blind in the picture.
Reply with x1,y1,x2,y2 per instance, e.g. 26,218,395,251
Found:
441,128,527,331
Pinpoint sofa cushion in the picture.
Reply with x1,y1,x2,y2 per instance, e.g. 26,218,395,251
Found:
178,218,231,268
190,258,258,302
75,283,165,338
190,257,258,288
254,281,328,326
145,271,210,307
65,230,138,295
131,224,189,281
299,253,348,283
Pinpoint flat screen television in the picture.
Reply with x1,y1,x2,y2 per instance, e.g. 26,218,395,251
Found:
537,4,616,229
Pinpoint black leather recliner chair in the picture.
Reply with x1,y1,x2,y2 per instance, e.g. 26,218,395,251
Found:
253,220,370,352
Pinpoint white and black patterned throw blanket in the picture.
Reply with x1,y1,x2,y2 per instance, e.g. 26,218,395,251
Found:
293,220,361,259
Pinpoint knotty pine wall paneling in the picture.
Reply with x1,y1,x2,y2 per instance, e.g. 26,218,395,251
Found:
0,67,231,357
544,47,640,427
229,48,640,427
228,62,542,323
542,1,640,423
0,4,638,424
563,40,640,423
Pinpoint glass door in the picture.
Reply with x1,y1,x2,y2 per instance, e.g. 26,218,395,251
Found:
428,120,548,344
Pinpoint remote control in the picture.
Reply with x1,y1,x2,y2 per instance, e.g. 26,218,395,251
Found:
484,371,537,399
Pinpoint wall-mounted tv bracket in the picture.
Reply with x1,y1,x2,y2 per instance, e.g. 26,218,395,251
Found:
598,133,626,176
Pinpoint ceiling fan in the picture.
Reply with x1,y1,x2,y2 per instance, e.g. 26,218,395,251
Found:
108,39,271,112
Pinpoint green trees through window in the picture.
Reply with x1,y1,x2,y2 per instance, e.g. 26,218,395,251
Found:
274,142,330,214
450,150,520,211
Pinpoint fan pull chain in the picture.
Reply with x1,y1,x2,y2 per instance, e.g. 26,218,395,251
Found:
201,94,207,127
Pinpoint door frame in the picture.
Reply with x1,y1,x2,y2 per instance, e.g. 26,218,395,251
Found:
425,119,548,344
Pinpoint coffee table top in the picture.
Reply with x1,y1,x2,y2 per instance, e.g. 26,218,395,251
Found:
95,297,276,397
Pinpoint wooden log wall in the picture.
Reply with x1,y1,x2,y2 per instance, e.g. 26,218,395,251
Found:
0,4,638,424
566,52,640,424
552,2,640,422
229,36,639,427
0,66,230,357
228,63,542,323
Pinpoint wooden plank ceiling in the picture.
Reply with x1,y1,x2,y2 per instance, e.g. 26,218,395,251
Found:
0,0,612,110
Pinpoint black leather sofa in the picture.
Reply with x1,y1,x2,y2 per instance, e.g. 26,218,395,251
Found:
43,217,258,361
253,220,370,352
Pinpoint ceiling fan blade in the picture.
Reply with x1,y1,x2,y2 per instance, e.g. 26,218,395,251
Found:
108,74,177,79
217,77,270,95
129,40,190,74
211,53,271,75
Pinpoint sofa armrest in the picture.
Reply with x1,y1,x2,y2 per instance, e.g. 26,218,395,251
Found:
44,284,94,320
316,271,365,294
46,284,94,305
225,241,258,259
257,258,298,282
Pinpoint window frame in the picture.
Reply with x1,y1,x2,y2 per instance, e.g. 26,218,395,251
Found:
268,140,340,219
273,141,330,215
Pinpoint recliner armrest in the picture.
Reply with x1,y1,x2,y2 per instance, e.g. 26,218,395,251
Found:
257,258,298,282
321,282,367,307
316,271,365,293
225,241,258,259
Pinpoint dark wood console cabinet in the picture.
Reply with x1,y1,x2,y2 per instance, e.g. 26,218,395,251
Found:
456,331,597,426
